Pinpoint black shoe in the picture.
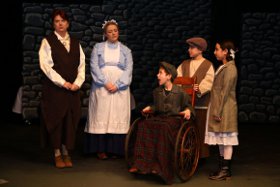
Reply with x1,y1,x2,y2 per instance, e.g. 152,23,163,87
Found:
209,169,231,180
209,159,231,180
209,156,224,177
209,170,220,177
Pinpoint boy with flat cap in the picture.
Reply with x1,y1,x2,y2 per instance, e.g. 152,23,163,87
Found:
143,61,194,118
177,37,214,160
128,61,195,184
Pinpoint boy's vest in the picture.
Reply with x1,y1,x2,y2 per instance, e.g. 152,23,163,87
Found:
180,59,212,108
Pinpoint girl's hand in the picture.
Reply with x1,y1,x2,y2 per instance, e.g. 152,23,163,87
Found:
213,115,222,122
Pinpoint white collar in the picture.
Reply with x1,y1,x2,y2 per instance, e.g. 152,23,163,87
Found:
54,31,70,41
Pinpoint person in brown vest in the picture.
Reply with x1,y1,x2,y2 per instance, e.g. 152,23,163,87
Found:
39,9,85,168
177,37,214,161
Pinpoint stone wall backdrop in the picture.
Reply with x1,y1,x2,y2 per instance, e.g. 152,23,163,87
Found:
126,0,212,111
22,0,212,119
238,13,280,124
22,1,128,118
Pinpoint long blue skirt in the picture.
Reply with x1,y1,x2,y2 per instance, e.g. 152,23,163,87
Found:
84,133,126,156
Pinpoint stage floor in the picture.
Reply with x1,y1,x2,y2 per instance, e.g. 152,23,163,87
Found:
0,119,279,187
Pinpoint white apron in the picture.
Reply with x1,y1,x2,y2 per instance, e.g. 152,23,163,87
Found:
85,42,130,134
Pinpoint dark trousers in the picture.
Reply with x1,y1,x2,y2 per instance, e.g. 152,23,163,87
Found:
41,109,77,150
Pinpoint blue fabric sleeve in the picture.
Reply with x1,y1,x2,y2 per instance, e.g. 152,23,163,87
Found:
115,48,133,90
90,44,107,86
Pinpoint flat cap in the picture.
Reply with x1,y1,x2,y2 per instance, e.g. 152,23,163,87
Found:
186,37,207,51
159,61,177,80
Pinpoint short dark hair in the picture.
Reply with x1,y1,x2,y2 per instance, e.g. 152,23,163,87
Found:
51,9,69,23
159,61,177,82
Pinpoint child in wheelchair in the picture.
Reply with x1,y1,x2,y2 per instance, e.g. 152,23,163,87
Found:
128,61,195,184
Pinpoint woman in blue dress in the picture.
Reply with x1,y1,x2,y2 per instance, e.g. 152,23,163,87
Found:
84,19,133,159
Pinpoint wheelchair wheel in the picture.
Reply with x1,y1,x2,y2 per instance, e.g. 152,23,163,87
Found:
125,117,141,167
174,120,200,182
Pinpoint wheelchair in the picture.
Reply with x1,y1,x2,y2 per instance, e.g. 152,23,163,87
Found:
125,77,200,182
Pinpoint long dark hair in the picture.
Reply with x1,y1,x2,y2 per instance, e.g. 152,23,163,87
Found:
217,40,237,61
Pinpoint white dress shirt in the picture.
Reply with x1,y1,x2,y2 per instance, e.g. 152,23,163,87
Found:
39,31,85,87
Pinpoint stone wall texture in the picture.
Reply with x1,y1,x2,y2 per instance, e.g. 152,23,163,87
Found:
22,0,212,119
238,13,280,123
22,1,280,124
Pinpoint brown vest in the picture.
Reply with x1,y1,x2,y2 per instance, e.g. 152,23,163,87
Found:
180,59,212,107
41,32,81,132
46,32,80,83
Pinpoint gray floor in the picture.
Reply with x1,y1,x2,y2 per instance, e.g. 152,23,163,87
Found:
0,120,279,187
